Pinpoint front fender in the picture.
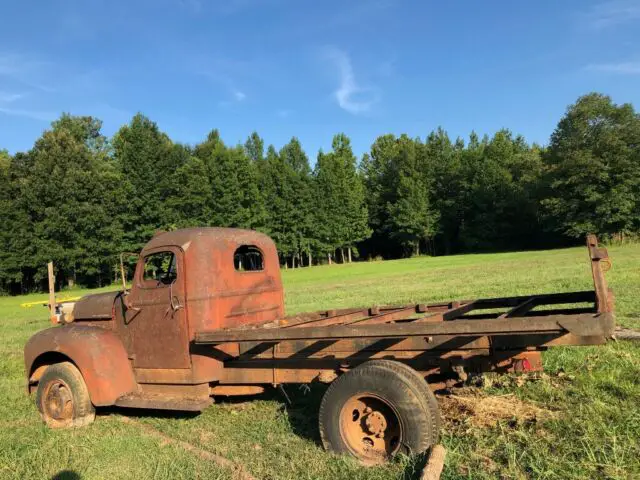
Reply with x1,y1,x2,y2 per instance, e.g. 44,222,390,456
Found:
24,324,137,406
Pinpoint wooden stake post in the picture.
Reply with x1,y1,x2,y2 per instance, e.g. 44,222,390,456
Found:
48,261,57,324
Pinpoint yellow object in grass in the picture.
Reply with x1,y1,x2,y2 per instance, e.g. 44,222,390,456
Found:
20,296,81,308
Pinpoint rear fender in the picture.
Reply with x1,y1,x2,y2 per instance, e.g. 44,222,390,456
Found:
24,325,137,406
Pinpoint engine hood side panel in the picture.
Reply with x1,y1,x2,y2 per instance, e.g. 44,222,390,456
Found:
72,291,121,320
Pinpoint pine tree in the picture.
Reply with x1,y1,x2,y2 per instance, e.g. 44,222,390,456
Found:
193,131,266,230
0,150,25,292
384,135,438,256
166,155,213,228
112,114,176,251
17,115,124,288
425,128,462,254
244,131,265,164
261,145,297,264
314,149,344,263
279,137,316,266
331,134,370,261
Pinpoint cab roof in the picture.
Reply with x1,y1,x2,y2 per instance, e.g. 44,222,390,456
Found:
143,227,274,252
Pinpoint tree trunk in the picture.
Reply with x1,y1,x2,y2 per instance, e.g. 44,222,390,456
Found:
308,251,312,267
347,247,352,263
328,253,332,265
339,248,344,263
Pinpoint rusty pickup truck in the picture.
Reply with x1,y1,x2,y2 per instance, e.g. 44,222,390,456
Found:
24,228,615,463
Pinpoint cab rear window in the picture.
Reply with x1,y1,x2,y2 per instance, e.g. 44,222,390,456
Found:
234,245,264,271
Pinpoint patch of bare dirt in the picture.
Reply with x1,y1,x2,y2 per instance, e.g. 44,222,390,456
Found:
439,388,556,429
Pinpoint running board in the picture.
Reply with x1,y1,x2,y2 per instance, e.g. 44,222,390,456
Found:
115,393,212,411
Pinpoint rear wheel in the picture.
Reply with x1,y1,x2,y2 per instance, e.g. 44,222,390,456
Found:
35,362,95,428
318,360,440,464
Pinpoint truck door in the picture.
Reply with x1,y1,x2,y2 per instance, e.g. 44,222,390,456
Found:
126,247,191,369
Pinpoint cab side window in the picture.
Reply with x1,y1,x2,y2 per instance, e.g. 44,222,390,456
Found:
143,252,177,285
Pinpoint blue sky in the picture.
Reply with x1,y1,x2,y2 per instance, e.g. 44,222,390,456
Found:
1,0,639,158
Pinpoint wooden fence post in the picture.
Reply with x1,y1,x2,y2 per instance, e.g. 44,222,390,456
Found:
48,261,57,324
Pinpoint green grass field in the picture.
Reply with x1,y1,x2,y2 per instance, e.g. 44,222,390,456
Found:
1,244,639,480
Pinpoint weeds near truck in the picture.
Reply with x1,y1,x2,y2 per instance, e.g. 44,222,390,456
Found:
1,244,640,479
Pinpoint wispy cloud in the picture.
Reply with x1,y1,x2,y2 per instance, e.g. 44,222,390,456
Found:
0,88,53,121
0,92,24,103
0,52,55,92
0,106,56,121
193,56,251,105
586,61,640,74
0,51,124,124
582,0,640,29
325,48,379,115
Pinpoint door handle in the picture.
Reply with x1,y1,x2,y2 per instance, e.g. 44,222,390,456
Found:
123,297,142,324
171,296,184,312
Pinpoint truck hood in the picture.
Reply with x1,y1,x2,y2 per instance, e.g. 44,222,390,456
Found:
72,291,121,321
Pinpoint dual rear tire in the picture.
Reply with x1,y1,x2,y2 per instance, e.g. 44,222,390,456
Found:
319,360,440,464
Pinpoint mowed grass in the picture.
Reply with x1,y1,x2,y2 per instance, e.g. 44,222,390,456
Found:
1,243,639,479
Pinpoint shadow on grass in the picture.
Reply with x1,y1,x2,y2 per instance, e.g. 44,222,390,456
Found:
96,406,201,421
51,471,81,480
97,384,428,480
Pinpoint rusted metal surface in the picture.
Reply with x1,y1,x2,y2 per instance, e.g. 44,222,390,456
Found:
194,312,613,343
115,392,212,411
341,394,402,462
124,245,191,369
72,291,120,321
24,324,137,405
24,229,615,410
114,381,212,411
587,234,614,313
210,385,265,396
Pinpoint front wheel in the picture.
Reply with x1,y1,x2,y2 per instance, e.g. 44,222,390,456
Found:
318,360,440,464
35,361,95,428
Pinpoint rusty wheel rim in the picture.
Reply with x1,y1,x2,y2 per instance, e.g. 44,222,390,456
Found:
43,380,74,422
339,393,402,463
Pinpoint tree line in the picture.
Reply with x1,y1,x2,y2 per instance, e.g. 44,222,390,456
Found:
1,92,639,293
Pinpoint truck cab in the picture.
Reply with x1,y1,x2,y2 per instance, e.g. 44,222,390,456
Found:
25,228,284,421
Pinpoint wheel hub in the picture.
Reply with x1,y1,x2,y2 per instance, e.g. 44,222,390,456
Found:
340,394,402,463
45,381,73,420
365,411,387,437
